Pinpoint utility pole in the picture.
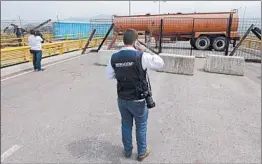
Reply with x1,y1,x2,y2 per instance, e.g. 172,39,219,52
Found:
57,14,60,22
243,6,246,21
158,0,160,14
154,0,166,14
18,15,22,27
231,6,246,20
129,0,131,16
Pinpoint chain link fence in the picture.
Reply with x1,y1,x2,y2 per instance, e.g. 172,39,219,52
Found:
1,19,53,48
89,15,261,63
233,18,261,61
1,19,53,35
1,16,261,63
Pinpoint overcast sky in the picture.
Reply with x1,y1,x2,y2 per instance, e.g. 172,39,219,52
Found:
1,1,261,21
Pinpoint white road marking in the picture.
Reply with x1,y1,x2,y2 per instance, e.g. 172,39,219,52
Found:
1,71,33,82
1,145,21,162
1,54,86,82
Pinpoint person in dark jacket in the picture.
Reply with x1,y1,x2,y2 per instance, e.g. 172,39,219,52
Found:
14,26,25,46
106,29,164,161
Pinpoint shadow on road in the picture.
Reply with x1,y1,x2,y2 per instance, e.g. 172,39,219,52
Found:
93,63,107,67
197,68,245,77
67,137,123,163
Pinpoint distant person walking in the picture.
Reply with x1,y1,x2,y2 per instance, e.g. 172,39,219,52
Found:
28,30,45,71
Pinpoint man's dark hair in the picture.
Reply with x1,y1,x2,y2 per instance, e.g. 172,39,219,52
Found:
30,30,35,35
123,29,138,45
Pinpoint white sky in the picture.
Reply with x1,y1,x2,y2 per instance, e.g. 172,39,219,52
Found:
1,1,261,20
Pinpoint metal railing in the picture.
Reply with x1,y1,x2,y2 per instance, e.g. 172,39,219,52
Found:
0,33,95,48
0,32,107,48
0,37,104,68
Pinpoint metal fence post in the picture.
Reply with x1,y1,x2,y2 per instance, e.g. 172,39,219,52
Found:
158,19,163,54
229,24,254,56
190,18,195,56
145,31,147,43
59,43,64,55
94,23,114,52
225,13,233,56
81,29,96,54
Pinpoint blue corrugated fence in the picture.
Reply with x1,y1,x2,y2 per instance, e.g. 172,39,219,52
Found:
52,22,112,40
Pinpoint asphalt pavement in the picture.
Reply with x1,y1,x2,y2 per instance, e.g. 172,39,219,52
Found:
1,53,261,163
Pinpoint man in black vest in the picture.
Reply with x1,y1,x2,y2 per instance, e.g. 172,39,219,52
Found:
106,29,164,161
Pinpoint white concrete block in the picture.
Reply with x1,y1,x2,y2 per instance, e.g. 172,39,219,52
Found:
96,50,118,66
157,53,195,75
204,54,245,76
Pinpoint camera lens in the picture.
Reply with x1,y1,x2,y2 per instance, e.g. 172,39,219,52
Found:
145,96,155,109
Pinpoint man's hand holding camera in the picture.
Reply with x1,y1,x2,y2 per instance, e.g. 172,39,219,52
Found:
134,41,147,52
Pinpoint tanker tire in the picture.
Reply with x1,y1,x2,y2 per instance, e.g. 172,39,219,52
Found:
190,39,196,49
195,36,210,50
212,36,226,51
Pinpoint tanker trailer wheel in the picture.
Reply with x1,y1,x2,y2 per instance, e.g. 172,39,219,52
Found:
195,36,210,50
212,36,227,51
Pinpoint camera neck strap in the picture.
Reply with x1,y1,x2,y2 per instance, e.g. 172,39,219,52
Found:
146,72,152,91
134,51,152,92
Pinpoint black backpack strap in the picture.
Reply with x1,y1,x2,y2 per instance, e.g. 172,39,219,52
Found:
135,51,147,78
134,51,149,92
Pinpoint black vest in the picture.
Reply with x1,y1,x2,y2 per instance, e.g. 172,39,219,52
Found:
111,50,148,100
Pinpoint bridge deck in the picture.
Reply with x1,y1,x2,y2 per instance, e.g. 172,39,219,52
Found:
1,53,261,163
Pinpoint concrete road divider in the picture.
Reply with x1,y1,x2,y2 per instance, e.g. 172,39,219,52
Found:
204,54,245,76
95,50,118,66
157,53,195,75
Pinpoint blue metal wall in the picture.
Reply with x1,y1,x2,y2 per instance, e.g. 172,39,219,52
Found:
52,22,112,39
89,23,112,38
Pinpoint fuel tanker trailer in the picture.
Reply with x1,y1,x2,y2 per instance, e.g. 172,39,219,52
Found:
113,12,240,51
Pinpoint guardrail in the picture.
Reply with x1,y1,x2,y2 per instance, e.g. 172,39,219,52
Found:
1,33,54,47
1,37,104,68
0,33,102,48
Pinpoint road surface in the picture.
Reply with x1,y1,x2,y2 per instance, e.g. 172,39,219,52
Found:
1,53,261,163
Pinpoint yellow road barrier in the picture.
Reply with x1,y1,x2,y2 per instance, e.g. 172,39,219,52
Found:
0,33,89,48
1,46,31,67
241,37,261,50
1,37,104,68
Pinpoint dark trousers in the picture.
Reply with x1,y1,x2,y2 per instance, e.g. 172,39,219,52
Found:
30,50,42,70
18,38,23,46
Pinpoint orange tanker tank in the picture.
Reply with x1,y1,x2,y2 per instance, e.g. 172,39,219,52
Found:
113,12,240,51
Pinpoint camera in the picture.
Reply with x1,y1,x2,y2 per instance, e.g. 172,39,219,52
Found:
136,63,156,109
34,30,42,37
34,30,45,43
141,90,156,109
